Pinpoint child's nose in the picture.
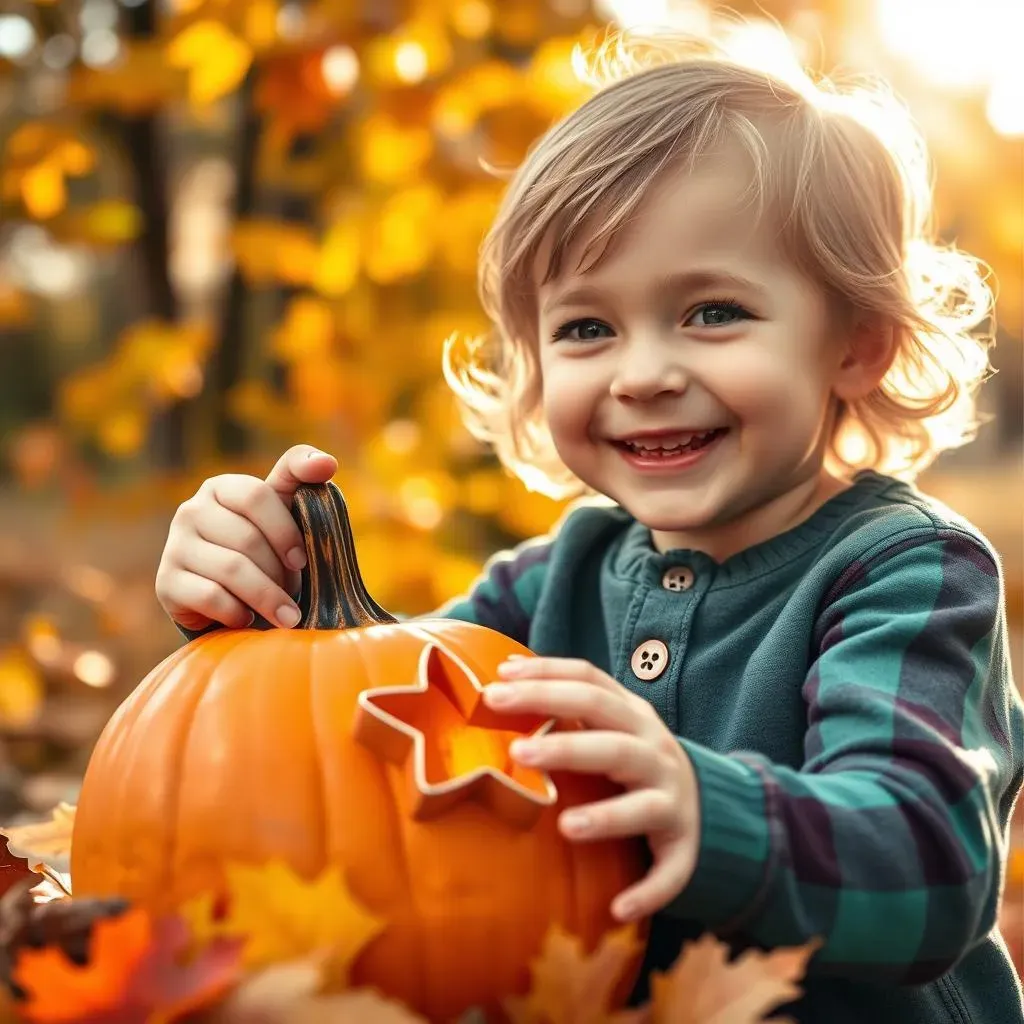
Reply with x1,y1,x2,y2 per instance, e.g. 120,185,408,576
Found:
608,339,691,401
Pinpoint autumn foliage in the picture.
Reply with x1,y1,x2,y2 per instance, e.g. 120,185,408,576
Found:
0,831,819,1024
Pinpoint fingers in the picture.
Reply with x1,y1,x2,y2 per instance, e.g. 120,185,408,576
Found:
510,730,661,787
264,444,338,505
484,680,647,734
203,474,308,575
159,570,258,631
612,854,695,922
556,788,677,842
177,537,301,629
498,657,620,690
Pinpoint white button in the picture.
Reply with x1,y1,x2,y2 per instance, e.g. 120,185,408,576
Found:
662,566,694,592
630,640,669,681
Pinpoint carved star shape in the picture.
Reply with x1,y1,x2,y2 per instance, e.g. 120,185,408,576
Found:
352,639,558,828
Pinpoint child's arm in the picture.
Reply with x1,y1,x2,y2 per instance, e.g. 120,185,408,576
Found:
429,536,553,646
665,529,1023,983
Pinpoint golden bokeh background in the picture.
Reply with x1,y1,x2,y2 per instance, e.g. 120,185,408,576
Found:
0,0,1019,966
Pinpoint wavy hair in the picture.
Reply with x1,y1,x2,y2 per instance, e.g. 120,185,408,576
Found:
443,28,995,498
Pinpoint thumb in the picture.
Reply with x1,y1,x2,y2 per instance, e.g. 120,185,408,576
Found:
264,444,338,505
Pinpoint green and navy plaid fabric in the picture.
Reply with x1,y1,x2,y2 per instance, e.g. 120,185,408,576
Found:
437,470,1024,1023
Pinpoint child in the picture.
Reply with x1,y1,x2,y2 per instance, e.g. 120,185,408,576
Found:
155,28,1024,1023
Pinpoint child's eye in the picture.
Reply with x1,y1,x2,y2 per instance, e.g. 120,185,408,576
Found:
684,300,752,328
551,318,615,343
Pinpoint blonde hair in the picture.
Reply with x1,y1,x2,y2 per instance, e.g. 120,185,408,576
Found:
443,28,996,499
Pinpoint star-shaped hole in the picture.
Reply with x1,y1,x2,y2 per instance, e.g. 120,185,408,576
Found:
353,642,557,828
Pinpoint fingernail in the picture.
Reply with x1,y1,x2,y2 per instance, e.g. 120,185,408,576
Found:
614,898,636,920
244,611,256,628
497,660,525,677
306,449,328,460
510,738,538,763
561,810,591,833
277,604,301,628
286,547,307,570
483,683,513,705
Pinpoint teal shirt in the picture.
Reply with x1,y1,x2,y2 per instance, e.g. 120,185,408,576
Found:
437,470,1024,1023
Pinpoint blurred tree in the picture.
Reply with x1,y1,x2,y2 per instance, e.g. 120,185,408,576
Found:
0,0,1018,617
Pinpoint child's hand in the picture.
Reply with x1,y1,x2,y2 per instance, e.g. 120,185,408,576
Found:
155,444,338,632
484,657,700,922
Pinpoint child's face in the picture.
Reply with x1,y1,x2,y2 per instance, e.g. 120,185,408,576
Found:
535,145,857,556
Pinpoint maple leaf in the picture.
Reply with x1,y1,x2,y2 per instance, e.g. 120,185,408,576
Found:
503,924,647,1024
183,861,385,979
1,803,75,867
648,934,821,1024
0,840,38,900
12,906,242,1024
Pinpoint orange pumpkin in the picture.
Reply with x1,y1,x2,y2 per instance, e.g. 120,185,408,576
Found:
71,483,646,1021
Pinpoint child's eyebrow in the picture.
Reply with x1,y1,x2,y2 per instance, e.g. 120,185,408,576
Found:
541,269,769,315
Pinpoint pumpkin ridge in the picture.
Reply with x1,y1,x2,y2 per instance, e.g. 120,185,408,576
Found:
169,631,255,906
347,625,426,1007
304,634,328,874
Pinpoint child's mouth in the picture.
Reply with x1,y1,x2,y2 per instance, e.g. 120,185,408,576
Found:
613,428,729,470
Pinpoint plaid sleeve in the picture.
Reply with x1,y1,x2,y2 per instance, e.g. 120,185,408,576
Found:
431,537,553,646
668,529,1024,983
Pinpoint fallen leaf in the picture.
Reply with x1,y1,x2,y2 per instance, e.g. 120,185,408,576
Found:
183,861,385,978
13,906,242,1023
0,840,38,900
1,803,75,865
200,956,326,1019
0,883,127,995
197,959,426,1024
648,934,820,1024
503,923,647,1024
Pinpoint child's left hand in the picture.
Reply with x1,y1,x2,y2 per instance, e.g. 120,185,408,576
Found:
484,656,701,923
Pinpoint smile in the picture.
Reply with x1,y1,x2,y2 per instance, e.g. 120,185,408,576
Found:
611,428,729,471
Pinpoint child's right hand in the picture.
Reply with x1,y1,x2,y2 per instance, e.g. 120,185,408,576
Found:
155,444,339,632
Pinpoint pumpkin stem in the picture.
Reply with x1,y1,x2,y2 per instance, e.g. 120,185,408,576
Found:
291,482,397,630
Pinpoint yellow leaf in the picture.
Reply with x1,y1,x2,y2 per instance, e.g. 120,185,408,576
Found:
167,20,252,105
649,934,820,1024
363,185,444,284
313,220,361,297
357,114,433,186
67,42,185,115
271,297,335,363
503,924,646,1024
20,160,67,219
50,200,142,247
0,648,44,728
188,861,385,977
232,219,319,286
1,803,75,865
97,408,147,457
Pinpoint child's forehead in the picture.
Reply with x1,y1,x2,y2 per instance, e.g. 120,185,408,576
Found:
533,147,785,293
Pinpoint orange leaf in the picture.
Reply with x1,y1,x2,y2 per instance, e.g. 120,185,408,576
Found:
503,923,647,1024
648,934,820,1024
13,906,242,1023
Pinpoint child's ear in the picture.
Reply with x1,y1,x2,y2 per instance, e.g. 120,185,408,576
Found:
832,318,898,401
